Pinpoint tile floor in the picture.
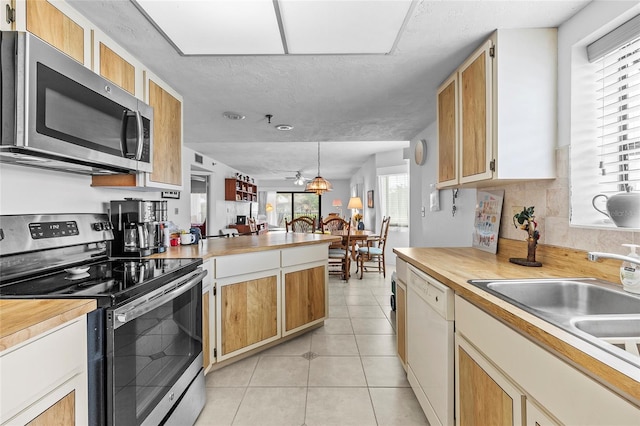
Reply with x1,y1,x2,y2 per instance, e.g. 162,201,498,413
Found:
195,266,429,426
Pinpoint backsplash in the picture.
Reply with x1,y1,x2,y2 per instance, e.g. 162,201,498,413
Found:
486,146,639,254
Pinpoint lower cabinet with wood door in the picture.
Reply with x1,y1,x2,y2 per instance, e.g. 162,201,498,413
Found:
211,244,330,366
395,260,407,369
282,245,329,336
0,316,89,425
455,295,640,425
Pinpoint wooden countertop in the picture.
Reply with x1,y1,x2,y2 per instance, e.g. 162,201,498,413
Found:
394,245,640,407
0,299,96,352
149,232,341,260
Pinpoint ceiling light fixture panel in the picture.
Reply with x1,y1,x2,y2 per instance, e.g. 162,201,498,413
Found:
275,124,294,131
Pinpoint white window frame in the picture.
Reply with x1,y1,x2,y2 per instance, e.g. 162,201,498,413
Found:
570,12,640,231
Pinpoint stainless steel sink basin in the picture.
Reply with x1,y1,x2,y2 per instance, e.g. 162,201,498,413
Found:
484,279,640,316
571,317,640,339
467,278,640,368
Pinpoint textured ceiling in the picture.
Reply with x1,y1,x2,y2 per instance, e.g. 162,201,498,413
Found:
67,0,590,181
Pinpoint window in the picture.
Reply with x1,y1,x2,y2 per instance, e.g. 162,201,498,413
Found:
262,191,321,229
378,173,409,227
571,14,640,229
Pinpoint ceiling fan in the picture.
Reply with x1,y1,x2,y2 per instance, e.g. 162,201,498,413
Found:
285,171,311,186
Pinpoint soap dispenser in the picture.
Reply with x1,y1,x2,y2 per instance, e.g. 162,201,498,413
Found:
620,244,640,294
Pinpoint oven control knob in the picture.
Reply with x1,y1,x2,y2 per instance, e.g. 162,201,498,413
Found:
93,222,104,231
169,392,175,401
116,313,127,323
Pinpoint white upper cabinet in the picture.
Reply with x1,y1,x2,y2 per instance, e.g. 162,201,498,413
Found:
437,29,558,188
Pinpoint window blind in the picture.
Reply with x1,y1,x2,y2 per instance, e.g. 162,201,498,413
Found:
594,34,640,193
379,174,408,227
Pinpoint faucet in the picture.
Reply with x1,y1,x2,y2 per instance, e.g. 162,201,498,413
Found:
587,252,640,266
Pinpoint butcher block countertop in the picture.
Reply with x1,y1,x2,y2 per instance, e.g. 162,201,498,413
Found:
149,232,341,260
0,299,96,351
394,242,640,407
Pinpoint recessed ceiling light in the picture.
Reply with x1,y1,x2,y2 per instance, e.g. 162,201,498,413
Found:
275,124,294,131
223,111,245,120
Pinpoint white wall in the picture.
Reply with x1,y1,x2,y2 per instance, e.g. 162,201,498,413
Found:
0,163,161,215
350,148,411,267
408,123,476,248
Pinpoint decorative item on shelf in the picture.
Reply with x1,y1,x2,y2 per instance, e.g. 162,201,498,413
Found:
305,142,332,195
509,206,542,267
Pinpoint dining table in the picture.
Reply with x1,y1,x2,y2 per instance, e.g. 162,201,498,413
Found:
330,229,374,260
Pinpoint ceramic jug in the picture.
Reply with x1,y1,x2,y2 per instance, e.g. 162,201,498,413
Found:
592,189,640,228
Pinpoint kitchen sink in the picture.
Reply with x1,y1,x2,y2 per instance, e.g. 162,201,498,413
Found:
467,278,640,368
571,316,640,339
483,279,640,316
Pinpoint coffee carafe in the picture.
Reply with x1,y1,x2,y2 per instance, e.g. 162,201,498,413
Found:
110,199,154,257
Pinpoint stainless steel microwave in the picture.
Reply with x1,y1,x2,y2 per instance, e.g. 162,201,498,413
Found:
0,31,153,175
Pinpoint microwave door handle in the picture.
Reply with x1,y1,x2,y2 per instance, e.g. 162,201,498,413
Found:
134,110,144,161
120,110,136,158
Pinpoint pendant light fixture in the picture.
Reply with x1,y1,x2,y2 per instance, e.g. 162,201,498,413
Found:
305,142,332,195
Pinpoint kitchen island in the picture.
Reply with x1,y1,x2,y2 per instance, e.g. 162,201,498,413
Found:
151,232,341,368
395,242,640,425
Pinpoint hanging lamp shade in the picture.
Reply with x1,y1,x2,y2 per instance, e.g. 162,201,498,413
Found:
305,142,332,195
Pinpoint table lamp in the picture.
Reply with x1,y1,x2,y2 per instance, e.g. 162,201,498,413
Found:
332,199,342,216
347,197,363,226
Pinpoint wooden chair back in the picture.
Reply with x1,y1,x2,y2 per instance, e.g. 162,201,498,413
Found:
286,216,316,233
321,216,349,233
248,218,258,234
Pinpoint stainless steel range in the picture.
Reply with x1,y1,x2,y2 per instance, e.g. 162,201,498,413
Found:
0,213,207,426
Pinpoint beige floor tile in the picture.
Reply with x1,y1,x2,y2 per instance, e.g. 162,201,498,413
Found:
348,304,386,318
194,387,245,426
328,293,347,306
260,333,312,356
249,356,309,387
311,334,359,356
305,387,377,426
355,334,398,356
328,305,350,318
369,387,430,426
312,318,354,335
345,294,379,306
232,387,307,426
351,318,395,335
206,356,258,387
308,356,366,387
362,356,410,387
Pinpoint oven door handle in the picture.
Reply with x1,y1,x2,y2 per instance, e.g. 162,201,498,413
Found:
114,270,207,327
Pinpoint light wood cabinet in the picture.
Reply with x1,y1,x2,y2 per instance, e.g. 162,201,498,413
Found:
0,317,89,425
97,41,136,95
24,0,85,64
437,73,458,187
220,275,278,357
455,295,640,425
26,391,75,426
437,29,557,188
283,265,326,333
457,335,523,426
148,79,182,186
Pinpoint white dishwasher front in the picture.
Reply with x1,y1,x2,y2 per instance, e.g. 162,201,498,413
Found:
406,264,455,426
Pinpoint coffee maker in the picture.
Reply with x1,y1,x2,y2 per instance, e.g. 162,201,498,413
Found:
110,199,155,257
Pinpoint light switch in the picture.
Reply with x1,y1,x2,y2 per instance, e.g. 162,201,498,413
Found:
174,208,179,215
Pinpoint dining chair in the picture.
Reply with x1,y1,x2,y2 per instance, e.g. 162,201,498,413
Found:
328,219,352,281
286,216,316,233
321,216,349,232
357,216,391,279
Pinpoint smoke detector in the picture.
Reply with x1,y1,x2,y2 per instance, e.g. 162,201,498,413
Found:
275,124,294,131
223,111,245,120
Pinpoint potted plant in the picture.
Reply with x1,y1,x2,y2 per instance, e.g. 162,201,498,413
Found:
510,206,542,266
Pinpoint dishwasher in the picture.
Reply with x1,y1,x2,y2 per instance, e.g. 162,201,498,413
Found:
406,264,454,426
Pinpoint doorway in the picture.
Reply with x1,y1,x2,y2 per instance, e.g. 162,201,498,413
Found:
190,174,209,236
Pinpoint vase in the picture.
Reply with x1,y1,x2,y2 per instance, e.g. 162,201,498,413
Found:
527,237,537,263
357,221,365,230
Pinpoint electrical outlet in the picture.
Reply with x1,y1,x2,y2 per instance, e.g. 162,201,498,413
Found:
421,206,426,217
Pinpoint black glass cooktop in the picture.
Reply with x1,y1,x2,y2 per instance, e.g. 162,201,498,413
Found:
0,257,201,307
